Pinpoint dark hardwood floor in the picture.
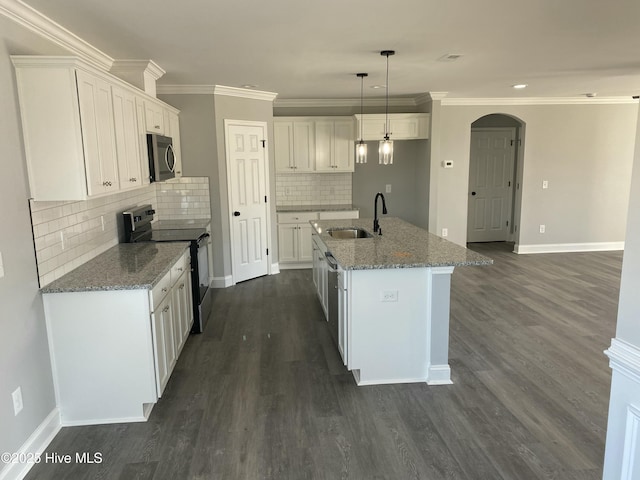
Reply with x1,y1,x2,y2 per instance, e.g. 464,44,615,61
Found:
25,242,622,479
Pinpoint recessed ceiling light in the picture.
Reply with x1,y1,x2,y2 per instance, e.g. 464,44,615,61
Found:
371,85,386,89
241,84,258,89
512,84,528,89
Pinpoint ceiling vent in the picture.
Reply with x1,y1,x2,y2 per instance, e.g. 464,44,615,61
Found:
438,54,463,62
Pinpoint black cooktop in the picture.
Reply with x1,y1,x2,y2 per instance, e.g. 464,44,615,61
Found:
150,228,207,242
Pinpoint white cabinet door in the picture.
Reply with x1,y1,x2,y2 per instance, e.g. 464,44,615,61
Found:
144,100,164,134
292,121,315,172
333,119,354,172
278,224,298,263
172,268,192,351
298,223,314,262
312,239,320,290
274,121,294,172
151,296,170,397
338,269,348,366
112,86,142,191
76,70,119,195
315,119,355,172
135,97,151,186
314,121,334,171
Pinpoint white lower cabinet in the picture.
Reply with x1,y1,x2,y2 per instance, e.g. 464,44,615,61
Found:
42,250,192,425
338,267,348,366
278,210,359,269
312,233,329,318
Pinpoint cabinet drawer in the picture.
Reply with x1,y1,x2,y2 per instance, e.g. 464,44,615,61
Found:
318,210,359,220
150,270,172,312
171,251,189,284
277,212,318,224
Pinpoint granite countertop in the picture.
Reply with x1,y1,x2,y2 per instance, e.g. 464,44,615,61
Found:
153,219,211,229
276,204,358,213
41,243,190,293
312,217,493,270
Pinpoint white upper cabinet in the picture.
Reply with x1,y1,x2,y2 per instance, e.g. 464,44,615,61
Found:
112,85,143,191
144,100,165,134
354,113,430,140
274,120,315,172
274,117,353,173
11,56,181,201
75,70,120,196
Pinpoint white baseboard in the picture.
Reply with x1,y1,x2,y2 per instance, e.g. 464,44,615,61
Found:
515,241,624,254
211,275,233,288
279,263,312,270
427,365,454,385
0,408,61,480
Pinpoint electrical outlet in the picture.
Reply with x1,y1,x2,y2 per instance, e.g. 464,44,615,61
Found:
12,387,23,416
386,184,392,193
539,224,546,233
441,228,448,237
0,251,4,279
101,215,105,232
542,180,549,189
285,187,293,196
59,231,65,250
380,290,398,302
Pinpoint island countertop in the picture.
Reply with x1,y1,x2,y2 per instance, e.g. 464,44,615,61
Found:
41,242,190,293
311,217,493,270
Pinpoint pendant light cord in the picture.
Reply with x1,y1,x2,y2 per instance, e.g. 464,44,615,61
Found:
360,75,364,141
385,53,389,139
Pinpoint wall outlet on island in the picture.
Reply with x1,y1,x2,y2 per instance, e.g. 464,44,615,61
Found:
441,228,448,237
539,224,546,233
380,290,398,302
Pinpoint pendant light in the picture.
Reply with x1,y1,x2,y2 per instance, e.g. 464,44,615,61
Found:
355,73,368,164
379,50,395,165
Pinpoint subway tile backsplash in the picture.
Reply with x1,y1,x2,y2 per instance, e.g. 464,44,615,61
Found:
31,177,211,287
276,173,352,206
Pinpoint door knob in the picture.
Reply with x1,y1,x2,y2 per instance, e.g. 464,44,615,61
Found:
471,192,477,196
233,211,241,216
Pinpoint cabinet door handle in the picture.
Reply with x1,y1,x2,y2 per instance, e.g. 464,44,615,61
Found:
130,177,137,182
162,287,168,293
155,125,161,130
177,267,183,272
163,305,170,312
180,283,185,289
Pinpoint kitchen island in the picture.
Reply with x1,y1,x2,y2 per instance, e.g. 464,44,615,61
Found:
311,217,492,386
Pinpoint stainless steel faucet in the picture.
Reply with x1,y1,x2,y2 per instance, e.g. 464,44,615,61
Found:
373,192,388,235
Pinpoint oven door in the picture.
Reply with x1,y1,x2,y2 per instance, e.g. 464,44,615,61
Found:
192,232,212,333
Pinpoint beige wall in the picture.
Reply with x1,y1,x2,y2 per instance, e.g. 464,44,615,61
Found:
433,103,638,247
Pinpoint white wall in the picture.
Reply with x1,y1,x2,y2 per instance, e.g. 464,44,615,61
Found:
603,103,640,479
432,102,637,248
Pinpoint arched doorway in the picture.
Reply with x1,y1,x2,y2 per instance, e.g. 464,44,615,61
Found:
467,113,525,248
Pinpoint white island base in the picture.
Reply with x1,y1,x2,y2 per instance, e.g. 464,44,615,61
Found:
343,266,455,386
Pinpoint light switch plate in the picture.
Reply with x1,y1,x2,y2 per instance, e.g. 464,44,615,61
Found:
385,184,392,193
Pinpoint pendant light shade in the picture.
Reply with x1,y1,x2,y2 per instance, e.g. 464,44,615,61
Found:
379,50,395,165
355,73,368,164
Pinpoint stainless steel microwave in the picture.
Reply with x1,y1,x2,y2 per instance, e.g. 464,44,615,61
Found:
147,134,176,182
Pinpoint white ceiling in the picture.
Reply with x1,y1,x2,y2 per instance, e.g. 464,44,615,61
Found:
19,0,640,100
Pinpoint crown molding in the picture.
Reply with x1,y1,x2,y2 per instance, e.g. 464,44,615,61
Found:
425,92,448,102
0,0,113,70
110,59,166,80
157,85,216,95
213,85,278,101
274,97,418,108
442,96,637,106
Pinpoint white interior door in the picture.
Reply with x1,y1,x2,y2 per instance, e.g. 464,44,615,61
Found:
467,128,515,242
226,121,270,283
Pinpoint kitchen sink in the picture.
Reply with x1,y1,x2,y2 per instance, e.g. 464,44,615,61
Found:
327,228,373,239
